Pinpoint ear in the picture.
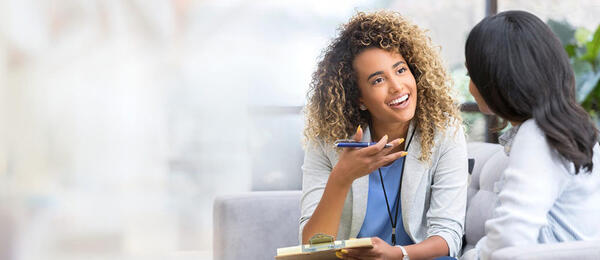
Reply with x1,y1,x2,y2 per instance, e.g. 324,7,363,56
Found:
358,96,365,106
358,97,368,111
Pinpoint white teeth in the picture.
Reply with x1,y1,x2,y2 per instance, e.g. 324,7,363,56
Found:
388,94,409,105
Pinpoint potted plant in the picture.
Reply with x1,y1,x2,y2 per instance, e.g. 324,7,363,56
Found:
548,20,600,119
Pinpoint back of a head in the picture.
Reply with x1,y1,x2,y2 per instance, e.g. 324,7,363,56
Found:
465,10,598,174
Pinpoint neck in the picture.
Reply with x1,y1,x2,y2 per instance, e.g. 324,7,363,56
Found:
370,119,411,146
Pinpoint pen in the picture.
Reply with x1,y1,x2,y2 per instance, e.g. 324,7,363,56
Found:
335,142,393,148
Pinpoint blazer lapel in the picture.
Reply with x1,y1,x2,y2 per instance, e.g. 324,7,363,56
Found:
400,121,427,237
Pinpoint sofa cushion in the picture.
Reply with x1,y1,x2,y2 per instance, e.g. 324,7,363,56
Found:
464,142,508,251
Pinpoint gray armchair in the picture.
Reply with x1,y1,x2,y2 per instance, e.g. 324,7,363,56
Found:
213,191,301,260
213,142,600,260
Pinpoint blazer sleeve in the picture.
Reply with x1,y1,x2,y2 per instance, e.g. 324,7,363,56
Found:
426,125,469,257
298,138,334,243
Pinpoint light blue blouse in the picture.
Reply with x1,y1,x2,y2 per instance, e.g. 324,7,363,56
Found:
357,157,414,246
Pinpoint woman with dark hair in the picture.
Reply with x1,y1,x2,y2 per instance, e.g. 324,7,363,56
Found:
463,10,600,259
301,11,468,259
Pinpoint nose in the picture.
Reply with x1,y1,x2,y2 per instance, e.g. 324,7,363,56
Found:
388,75,403,93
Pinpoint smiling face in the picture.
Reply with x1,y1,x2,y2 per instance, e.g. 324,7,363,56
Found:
353,48,417,126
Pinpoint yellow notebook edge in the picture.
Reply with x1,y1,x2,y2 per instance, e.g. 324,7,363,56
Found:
276,237,373,257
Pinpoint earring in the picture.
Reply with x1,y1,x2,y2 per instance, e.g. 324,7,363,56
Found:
359,104,367,111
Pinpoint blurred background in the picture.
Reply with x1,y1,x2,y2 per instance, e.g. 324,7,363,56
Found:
0,0,598,259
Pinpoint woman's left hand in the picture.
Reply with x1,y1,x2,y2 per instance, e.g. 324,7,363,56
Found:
341,237,403,260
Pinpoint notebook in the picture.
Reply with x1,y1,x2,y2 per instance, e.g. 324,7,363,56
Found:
276,234,373,260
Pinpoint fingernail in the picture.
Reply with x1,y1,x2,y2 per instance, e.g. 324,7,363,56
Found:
335,251,343,259
357,125,362,133
383,135,388,140
401,151,408,157
341,249,348,254
398,138,405,144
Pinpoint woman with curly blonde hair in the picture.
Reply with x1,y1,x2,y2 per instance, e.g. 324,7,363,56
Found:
300,11,468,259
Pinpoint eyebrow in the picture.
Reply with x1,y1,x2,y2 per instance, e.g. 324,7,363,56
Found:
366,61,406,81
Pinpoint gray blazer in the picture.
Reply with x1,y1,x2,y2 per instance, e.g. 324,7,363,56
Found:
299,122,468,257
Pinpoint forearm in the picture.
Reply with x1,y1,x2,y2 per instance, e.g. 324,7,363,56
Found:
403,235,449,260
301,169,352,244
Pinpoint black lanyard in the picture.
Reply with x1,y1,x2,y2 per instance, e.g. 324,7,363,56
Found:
377,127,416,246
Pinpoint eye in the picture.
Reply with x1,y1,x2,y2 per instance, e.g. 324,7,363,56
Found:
397,67,407,74
371,77,384,85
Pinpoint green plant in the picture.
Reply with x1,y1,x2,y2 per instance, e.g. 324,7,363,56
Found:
548,20,600,116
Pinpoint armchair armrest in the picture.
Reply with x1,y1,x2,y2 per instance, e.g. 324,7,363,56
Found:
213,191,302,260
491,240,600,260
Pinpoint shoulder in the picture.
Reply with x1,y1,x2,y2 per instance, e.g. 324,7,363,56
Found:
303,137,339,167
509,119,570,174
305,137,337,154
510,119,550,157
304,137,326,152
412,121,467,166
513,119,545,144
412,119,466,148
431,121,467,150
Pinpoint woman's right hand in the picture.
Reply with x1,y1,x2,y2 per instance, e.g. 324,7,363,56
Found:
331,126,407,186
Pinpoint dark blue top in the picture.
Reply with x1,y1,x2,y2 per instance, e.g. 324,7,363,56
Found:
357,157,414,246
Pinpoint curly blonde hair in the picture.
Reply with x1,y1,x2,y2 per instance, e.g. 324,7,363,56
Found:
304,11,461,162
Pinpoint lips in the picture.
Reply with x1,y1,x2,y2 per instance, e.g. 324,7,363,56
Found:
387,94,409,107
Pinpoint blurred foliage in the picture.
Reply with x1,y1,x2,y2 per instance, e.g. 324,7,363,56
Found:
451,68,475,104
451,69,485,141
548,19,600,116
